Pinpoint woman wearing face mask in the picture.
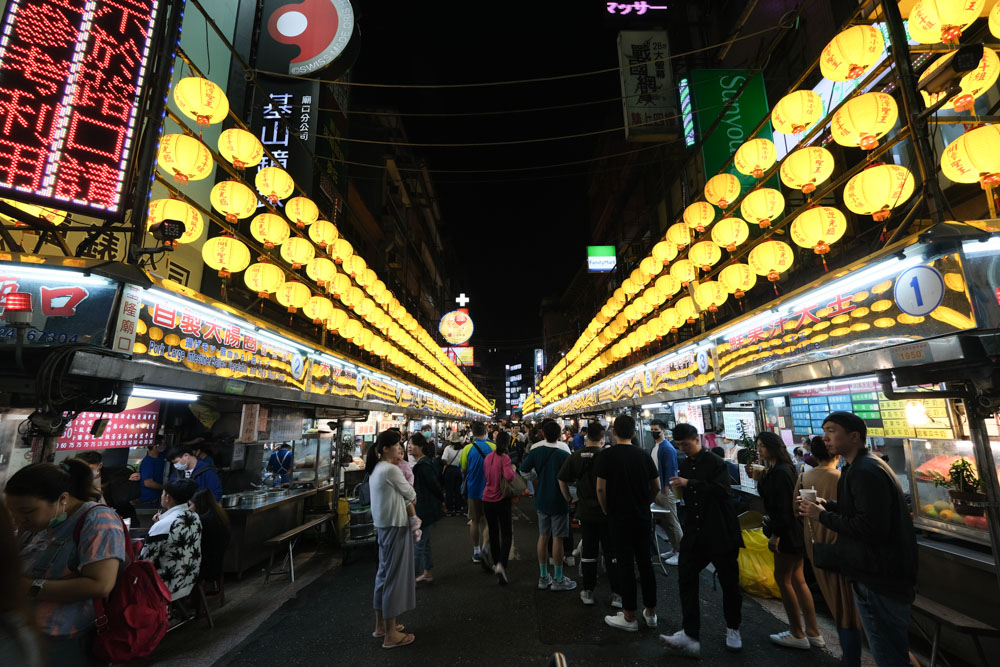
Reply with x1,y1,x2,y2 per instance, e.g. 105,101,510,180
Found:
5,459,127,666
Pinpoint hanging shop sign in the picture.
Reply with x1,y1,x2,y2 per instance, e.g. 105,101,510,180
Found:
617,30,677,141
439,310,474,346
262,0,355,75
444,346,475,366
57,398,161,451
587,245,617,272
0,0,164,215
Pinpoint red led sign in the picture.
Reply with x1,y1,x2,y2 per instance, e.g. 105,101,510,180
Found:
0,0,162,215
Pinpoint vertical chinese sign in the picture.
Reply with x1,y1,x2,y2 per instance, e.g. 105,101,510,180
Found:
617,30,677,142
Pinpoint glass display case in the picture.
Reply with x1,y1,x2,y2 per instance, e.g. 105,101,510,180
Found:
292,435,319,484
315,432,333,485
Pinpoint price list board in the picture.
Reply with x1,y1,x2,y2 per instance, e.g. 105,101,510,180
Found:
790,394,853,434
789,390,954,440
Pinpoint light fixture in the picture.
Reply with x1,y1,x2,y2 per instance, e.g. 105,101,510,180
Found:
962,237,1000,255
132,387,199,401
782,255,925,316
905,400,930,426
11,265,112,285
3,292,32,327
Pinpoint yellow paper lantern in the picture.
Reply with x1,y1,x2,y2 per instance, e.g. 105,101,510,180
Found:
689,241,722,272
250,213,289,249
831,92,898,151
749,240,794,283
624,302,641,323
704,173,741,209
670,259,698,287
202,236,250,277
217,128,263,170
652,239,678,265
740,188,785,229
330,238,353,264
147,198,203,244
992,1,1000,39
0,199,67,226
711,217,750,252
780,146,835,195
308,219,337,248
941,124,1000,189
157,134,213,184
843,164,915,221
369,279,387,300
210,180,257,223
276,281,310,312
631,267,651,287
643,285,668,307
303,295,334,324
622,277,640,296
280,237,315,269
244,262,284,297
920,48,1000,112
255,167,294,204
306,257,336,287
286,197,319,228
649,316,669,339
772,90,824,134
719,263,757,298
675,296,698,324
329,272,352,298
173,77,228,126
790,207,847,255
639,256,663,278
820,25,884,81
357,329,375,351
358,267,377,289
734,138,777,179
343,285,365,309
341,318,363,342
695,281,728,313
909,0,985,45
667,222,691,250
344,253,367,278
327,308,349,333
683,201,715,233
659,308,679,332
655,274,682,298
357,297,376,320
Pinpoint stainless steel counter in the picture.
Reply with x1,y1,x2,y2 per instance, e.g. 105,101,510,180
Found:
225,488,317,513
222,489,316,576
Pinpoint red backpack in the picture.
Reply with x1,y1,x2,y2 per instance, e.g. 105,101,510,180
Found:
74,505,171,662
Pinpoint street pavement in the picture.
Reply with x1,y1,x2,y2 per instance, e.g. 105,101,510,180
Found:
217,498,845,666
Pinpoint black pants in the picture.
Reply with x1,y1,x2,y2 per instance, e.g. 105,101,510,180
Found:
609,516,657,612
483,498,512,568
443,466,464,512
580,517,617,594
678,548,742,639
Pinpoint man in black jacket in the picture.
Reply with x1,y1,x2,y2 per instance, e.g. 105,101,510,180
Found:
661,423,743,657
799,411,917,667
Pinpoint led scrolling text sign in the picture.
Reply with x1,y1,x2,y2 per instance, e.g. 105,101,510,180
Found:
0,0,161,215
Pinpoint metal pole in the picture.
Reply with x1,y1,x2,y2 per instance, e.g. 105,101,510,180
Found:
966,409,1000,594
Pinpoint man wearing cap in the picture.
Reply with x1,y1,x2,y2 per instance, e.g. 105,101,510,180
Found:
799,411,917,667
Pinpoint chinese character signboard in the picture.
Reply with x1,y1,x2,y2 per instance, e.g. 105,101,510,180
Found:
58,398,161,450
439,310,474,346
617,30,677,141
0,0,164,215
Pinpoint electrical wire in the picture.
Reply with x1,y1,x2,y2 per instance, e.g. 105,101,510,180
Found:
318,92,642,118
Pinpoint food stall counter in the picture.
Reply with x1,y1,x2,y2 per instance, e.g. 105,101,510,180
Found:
222,488,317,576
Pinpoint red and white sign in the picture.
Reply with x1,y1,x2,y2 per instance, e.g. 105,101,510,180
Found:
112,284,142,354
265,0,355,75
57,398,160,450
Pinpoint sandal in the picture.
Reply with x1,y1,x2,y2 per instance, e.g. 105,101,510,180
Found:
372,623,405,638
415,574,434,583
383,633,415,649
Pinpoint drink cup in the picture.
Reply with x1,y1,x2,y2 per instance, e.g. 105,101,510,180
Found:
800,488,817,504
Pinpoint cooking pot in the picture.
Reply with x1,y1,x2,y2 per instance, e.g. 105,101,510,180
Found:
221,494,240,509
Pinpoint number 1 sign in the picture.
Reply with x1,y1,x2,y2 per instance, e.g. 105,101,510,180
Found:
894,266,945,317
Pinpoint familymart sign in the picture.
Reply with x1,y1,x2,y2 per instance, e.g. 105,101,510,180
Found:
587,245,617,272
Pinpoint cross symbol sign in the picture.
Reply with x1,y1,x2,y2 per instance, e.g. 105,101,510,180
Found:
456,293,470,307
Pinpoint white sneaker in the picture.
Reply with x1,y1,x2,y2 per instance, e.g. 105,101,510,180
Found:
661,630,700,656
659,550,674,560
726,628,742,652
538,576,552,590
550,575,577,591
579,589,596,605
665,553,679,566
610,594,623,609
604,612,639,632
770,631,810,649
643,610,658,629
564,555,576,567
572,541,583,558
807,634,826,648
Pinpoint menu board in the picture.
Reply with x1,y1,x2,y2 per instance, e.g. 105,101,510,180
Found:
58,398,160,450
790,390,954,440
722,411,757,441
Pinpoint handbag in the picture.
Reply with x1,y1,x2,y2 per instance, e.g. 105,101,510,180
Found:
500,467,527,499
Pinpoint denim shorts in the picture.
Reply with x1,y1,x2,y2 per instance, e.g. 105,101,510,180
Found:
537,511,569,538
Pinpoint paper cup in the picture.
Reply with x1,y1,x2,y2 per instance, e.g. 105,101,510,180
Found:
800,488,817,503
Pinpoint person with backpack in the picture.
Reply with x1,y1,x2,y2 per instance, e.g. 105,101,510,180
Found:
460,422,496,565
168,446,223,500
440,432,465,516
266,443,294,486
141,479,202,600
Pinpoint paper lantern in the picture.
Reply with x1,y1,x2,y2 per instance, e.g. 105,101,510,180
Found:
286,196,319,228
992,1,1000,39
772,90,823,134
704,173,741,209
655,274,682,298
157,134,213,184
147,198,203,244
790,207,847,255
327,308,349,333
667,222,691,250
343,285,365,309
329,273,352,298
624,302,641,323
749,240,794,283
909,0,985,45
330,238,353,264
0,199,67,227
217,128,263,169
843,164,915,221
202,236,250,277
244,262,284,297
341,318,362,342
280,237,315,269
683,202,715,233
734,138,777,179
831,93,898,151
306,257,336,287
173,77,228,126
644,284,668,307
357,297,376,321
357,268,377,291
249,213,288,250
356,328,374,351
276,281,310,312
622,277,640,296
611,288,626,309
740,188,785,229
719,263,757,298
344,253,367,278
210,180,257,223
780,146,835,195
920,48,1000,112
689,241,722,272
659,308,679,333
820,25,884,81
669,259,698,287
639,256,663,277
371,279,388,302
303,295,334,324
941,123,1000,189
600,304,617,322
695,281,728,313
307,219,337,248
711,217,750,252
648,316,669,339
631,267,651,287
675,296,698,324
255,167,294,204
652,239,678,265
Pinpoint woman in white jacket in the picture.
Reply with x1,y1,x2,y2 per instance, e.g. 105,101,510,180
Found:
369,430,418,649
141,478,202,600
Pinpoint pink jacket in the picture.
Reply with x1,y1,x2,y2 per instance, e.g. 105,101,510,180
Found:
482,452,515,503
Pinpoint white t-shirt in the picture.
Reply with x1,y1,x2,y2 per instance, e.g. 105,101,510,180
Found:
441,446,463,467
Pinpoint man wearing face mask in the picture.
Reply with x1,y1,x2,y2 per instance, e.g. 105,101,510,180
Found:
167,446,223,501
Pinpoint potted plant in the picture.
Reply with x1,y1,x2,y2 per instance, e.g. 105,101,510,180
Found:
734,422,761,479
931,457,986,517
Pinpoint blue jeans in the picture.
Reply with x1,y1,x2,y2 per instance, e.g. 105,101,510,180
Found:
853,582,911,667
414,522,434,573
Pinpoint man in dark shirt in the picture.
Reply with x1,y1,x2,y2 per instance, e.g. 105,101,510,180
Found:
595,415,659,633
661,423,743,657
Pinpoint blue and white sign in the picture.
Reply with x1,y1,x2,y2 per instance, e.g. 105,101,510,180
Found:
696,349,710,375
894,265,944,317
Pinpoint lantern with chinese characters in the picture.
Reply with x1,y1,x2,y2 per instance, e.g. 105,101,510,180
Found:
719,262,757,298
675,296,698,324
255,167,294,204
639,256,663,278
909,0,985,45
374,282,392,306
276,281,310,312
780,146,835,195
210,180,257,223
740,188,785,229
631,267,651,287
655,274,682,298
610,288,626,309
670,259,698,287
695,281,728,313
689,241,722,272
173,77,228,126
652,239,678,265
280,237,315,269
992,1,1000,39
749,240,794,284
344,254,367,278
157,134,213,184
286,196,319,228
217,128,263,169
303,295,334,324
330,238,353,264
667,222,691,250
649,316,669,339
831,93,898,151
704,173,741,208
341,318,362,342
624,302,641,323
244,261,284,298
790,206,847,255
368,279,386,301
356,329,374,351
356,297,376,321
250,213,289,249
622,277,640,296
0,199,67,226
920,48,1000,112
644,284,668,307
308,219,337,248
711,217,750,252
600,303,617,322
734,138,777,179
941,124,1000,189
306,257,336,287
329,272,352,298
202,236,250,277
820,25,885,81
683,201,715,233
147,198,203,244
327,308,349,333
343,286,365,309
772,90,824,134
659,308,679,333
843,163,915,220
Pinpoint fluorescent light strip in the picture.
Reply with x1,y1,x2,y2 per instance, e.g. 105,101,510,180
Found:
12,265,112,285
146,288,245,330
962,237,1000,256
132,386,198,401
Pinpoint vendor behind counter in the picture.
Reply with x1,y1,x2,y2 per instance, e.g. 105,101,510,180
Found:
166,446,223,500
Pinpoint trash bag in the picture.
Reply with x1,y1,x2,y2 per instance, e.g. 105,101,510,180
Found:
737,527,780,598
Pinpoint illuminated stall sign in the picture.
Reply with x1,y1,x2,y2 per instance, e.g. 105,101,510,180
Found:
617,31,676,141
444,346,474,366
439,310,474,346
58,398,160,450
0,0,163,215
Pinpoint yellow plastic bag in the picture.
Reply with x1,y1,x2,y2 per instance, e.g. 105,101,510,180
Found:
737,528,781,599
